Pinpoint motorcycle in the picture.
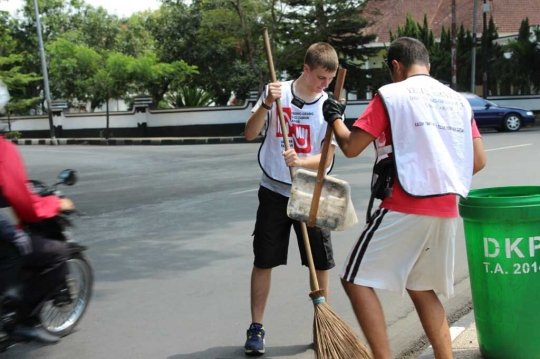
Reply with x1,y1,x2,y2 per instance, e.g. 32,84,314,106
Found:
0,169,93,350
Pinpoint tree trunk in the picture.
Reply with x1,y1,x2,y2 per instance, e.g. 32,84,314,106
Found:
105,94,110,139
232,0,260,81
7,108,11,132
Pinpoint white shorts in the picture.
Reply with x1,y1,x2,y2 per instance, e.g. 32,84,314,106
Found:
340,208,457,298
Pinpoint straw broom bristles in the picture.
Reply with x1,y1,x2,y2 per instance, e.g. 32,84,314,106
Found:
310,289,372,359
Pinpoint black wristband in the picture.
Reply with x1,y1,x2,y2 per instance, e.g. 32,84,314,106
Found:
261,101,272,110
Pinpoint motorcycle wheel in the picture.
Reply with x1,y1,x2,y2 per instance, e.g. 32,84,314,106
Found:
39,253,94,337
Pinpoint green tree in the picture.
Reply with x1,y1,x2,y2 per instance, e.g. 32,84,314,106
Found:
390,14,421,43
0,54,41,117
418,14,435,47
456,25,473,92
81,52,134,111
0,10,14,56
481,16,502,95
389,14,450,84
532,28,540,92
76,5,120,51
47,38,101,105
198,0,266,103
277,0,376,95
148,1,197,64
129,52,198,108
150,0,261,105
8,0,87,111
390,14,435,49
429,26,452,84
501,18,537,94
114,11,155,57
82,52,135,137
0,12,41,116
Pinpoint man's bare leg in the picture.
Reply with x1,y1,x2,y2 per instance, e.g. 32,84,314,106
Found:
407,289,453,359
251,266,272,324
342,280,391,359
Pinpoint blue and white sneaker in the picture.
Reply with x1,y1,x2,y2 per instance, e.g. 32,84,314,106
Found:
244,323,265,355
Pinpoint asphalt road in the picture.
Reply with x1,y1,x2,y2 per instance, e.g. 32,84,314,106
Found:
3,126,539,359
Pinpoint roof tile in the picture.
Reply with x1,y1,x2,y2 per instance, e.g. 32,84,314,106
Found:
362,0,540,43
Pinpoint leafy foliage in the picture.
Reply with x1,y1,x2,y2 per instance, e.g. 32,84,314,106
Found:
276,0,376,94
387,13,539,95
390,14,451,84
47,38,101,104
129,52,198,108
497,18,540,94
456,25,473,91
4,131,21,139
150,0,263,105
0,54,42,115
165,87,214,107
1,0,539,116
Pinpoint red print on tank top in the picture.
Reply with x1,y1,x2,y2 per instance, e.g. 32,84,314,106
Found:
276,107,311,154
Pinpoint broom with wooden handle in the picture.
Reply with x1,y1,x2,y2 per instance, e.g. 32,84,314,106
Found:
262,28,372,359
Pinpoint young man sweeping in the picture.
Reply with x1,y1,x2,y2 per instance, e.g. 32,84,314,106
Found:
243,42,341,355
322,37,487,359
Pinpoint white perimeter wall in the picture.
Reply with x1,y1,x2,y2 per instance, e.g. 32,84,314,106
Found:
2,96,538,133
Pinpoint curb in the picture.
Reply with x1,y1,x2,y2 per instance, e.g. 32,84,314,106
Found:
10,136,264,146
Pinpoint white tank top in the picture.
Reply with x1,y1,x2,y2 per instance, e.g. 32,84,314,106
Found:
377,75,474,198
257,80,333,195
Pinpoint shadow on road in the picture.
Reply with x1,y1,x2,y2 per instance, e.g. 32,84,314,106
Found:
168,344,312,359
452,348,483,359
0,341,49,359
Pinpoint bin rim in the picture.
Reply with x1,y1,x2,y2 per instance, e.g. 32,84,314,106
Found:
460,186,540,208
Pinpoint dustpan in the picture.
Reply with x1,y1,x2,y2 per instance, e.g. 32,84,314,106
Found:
288,169,357,231
287,69,358,231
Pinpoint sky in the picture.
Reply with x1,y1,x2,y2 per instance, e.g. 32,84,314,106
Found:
0,0,162,18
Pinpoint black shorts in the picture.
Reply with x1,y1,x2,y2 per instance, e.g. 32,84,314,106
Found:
252,186,335,270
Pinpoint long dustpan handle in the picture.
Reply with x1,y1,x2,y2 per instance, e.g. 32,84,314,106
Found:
307,69,347,227
263,28,319,291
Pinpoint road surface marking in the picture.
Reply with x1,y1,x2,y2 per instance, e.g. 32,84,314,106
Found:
485,144,532,152
231,188,259,195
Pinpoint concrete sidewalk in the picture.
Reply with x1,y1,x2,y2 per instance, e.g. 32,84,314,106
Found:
419,311,482,359
9,136,263,146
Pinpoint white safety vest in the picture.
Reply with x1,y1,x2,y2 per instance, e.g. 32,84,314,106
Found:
377,75,474,198
258,80,333,185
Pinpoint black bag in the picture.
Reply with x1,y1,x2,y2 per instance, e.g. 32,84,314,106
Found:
366,157,395,222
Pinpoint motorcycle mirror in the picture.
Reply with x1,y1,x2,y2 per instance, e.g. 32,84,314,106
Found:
58,169,77,186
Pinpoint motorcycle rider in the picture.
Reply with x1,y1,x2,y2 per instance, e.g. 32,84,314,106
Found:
0,81,74,344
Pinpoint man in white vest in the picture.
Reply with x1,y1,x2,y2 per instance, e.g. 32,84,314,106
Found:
322,37,486,359
243,43,341,355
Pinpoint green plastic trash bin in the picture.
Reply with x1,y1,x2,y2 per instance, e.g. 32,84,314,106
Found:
459,186,540,359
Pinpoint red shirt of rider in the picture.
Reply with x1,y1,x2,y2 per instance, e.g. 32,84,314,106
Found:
0,136,60,224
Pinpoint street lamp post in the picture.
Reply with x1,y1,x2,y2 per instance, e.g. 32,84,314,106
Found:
471,0,478,93
451,0,457,90
482,0,489,98
33,0,57,144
